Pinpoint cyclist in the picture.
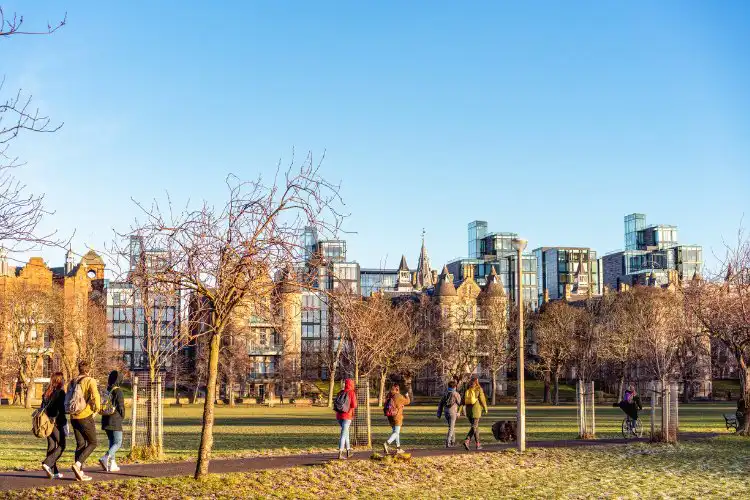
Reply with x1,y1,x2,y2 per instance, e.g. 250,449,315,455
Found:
619,385,643,426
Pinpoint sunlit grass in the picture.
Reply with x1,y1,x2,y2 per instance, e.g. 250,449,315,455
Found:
7,437,750,499
0,401,735,473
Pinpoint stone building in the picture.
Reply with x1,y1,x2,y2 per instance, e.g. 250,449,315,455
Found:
188,267,302,403
0,249,106,400
415,264,509,397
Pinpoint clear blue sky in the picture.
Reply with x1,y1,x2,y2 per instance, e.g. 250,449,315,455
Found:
2,1,748,272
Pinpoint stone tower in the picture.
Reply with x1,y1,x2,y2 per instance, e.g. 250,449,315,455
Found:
415,231,434,290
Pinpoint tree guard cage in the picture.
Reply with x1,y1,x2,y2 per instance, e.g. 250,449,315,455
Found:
350,380,371,448
576,380,596,439
649,381,679,443
129,375,164,455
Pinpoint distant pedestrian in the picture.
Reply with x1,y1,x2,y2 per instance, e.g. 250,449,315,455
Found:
333,378,358,459
12,379,23,406
99,370,125,472
67,360,100,481
41,372,67,479
437,379,462,448
462,375,488,450
382,384,410,455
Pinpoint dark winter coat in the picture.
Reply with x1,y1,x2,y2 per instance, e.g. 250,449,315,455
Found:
101,371,125,432
43,388,67,427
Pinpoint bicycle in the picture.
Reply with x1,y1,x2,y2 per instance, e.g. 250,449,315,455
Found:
621,415,643,439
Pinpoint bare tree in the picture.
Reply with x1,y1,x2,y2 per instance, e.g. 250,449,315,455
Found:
1,8,67,251
685,228,750,433
125,157,343,479
532,301,577,405
478,293,510,406
0,282,55,408
598,292,638,399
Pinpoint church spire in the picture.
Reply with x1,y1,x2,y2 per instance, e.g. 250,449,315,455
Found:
416,229,434,290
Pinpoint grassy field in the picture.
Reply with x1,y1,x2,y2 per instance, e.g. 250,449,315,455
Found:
0,401,737,473
5,437,750,499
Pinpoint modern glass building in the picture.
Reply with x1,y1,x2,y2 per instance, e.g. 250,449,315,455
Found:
533,247,602,302
449,221,538,310
360,269,398,297
106,237,181,372
603,213,702,289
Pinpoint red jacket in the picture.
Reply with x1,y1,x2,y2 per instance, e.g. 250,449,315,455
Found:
335,379,358,421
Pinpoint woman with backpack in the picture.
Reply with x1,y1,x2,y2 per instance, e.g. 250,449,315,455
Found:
41,372,67,479
462,375,488,450
382,384,410,455
99,370,125,472
437,379,462,448
334,378,358,459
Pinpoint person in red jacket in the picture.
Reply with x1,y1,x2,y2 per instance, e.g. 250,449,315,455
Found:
335,378,358,459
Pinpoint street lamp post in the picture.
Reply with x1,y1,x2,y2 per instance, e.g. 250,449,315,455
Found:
512,237,528,452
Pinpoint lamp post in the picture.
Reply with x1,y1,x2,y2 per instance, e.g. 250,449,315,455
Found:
511,237,528,452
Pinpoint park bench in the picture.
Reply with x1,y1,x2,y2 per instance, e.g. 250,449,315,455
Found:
723,413,738,431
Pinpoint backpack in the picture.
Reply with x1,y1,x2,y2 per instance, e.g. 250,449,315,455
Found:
64,377,88,415
32,403,54,438
99,387,118,416
464,387,478,405
623,391,633,404
333,390,351,413
383,395,398,417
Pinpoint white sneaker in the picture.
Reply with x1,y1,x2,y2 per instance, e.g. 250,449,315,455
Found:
72,462,83,481
54,473,64,479
98,455,109,472
79,473,93,482
109,460,120,472
396,447,405,455
42,464,54,479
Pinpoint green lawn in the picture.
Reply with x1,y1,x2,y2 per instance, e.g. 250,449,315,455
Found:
6,437,750,499
0,402,736,473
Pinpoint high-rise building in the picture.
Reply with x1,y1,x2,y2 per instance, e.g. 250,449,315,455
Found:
106,236,181,372
603,213,702,290
448,221,538,310
533,247,603,303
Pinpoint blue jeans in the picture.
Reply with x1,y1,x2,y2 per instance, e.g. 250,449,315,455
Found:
338,419,351,450
106,430,122,459
386,425,401,447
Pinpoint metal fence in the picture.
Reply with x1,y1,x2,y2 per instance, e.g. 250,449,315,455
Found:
129,375,164,452
350,380,371,448
649,380,679,443
576,380,596,439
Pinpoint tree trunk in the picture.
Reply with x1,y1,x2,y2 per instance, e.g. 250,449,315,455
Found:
327,371,337,409
617,375,625,402
740,361,750,435
24,381,32,409
192,381,200,405
228,366,235,407
378,368,388,406
195,331,221,480
543,370,551,404
682,379,691,404
491,369,497,406
553,374,560,406
404,374,414,400
174,363,180,404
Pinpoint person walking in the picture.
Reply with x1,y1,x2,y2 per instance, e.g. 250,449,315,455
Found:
99,370,125,472
41,372,67,479
462,375,488,450
382,384,410,455
334,378,358,459
437,379,462,448
68,360,100,481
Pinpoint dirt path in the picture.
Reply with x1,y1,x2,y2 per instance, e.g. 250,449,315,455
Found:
0,433,717,492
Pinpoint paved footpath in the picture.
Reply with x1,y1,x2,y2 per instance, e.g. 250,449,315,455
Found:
0,433,717,492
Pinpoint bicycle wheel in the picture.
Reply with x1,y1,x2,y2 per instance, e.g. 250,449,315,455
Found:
633,418,644,438
621,418,631,439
